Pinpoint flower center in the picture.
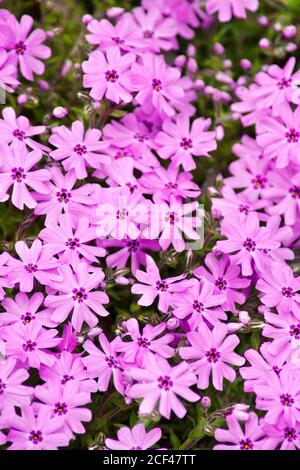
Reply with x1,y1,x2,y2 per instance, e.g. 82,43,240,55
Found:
66,237,80,250
137,336,151,348
251,175,267,189
167,211,178,225
131,446,142,450
289,186,300,199
284,427,297,442
72,287,87,303
243,238,256,252
143,30,154,39
21,312,35,325
29,431,43,444
239,204,249,214
22,340,37,352
105,69,119,82
273,365,282,376
277,78,292,89
280,393,294,407
165,182,178,189
156,280,169,292
152,78,162,91
193,300,204,312
73,144,87,155
12,129,26,140
215,276,227,291
56,189,72,203
180,137,193,150
105,355,120,369
134,132,147,142
289,323,300,339
282,286,295,297
206,347,221,363
61,374,74,385
0,379,7,395
116,208,128,220
15,41,27,55
158,375,173,390
286,128,300,143
112,36,125,45
127,239,140,252
54,402,68,415
11,167,26,182
239,438,253,450
24,263,38,273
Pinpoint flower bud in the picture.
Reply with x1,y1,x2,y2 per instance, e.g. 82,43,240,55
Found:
52,106,68,118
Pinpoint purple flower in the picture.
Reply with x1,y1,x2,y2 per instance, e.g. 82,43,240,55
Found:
132,7,177,52
262,310,300,358
0,292,54,327
128,355,199,419
0,51,19,92
0,107,46,151
206,0,259,23
86,16,142,52
179,323,245,391
105,423,162,450
214,412,265,450
262,418,300,450
0,358,32,411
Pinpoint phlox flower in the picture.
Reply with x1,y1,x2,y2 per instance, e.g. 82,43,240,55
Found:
194,253,251,312
83,333,124,394
39,213,105,264
0,50,19,92
179,323,245,391
117,318,174,366
102,157,141,192
0,144,50,210
211,185,267,219
7,239,60,292
214,412,265,450
0,358,32,411
0,14,51,80
155,113,217,171
105,423,162,450
45,262,109,331
256,261,300,317
206,0,258,23
49,121,109,179
34,380,92,435
6,406,70,450
33,167,95,225
4,323,60,368
128,355,199,419
0,107,46,151
231,84,266,129
262,311,300,359
264,215,294,263
82,47,135,104
131,53,184,117
0,292,54,327
216,214,280,276
262,418,300,450
171,279,227,328
131,255,192,313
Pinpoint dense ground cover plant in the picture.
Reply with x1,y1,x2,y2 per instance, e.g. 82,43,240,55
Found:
1,0,300,451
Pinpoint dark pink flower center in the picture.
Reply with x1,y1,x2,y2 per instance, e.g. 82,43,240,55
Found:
143,30,154,39
165,182,178,189
0,379,7,395
11,167,26,182
112,36,125,45
116,208,128,220
180,137,193,150
72,287,87,303
156,280,169,291
286,128,300,143
131,446,142,450
152,79,162,91
22,340,37,352
206,347,221,363
289,186,300,199
73,144,87,155
54,402,68,415
61,374,74,385
289,323,300,339
251,175,267,189
105,69,119,82
15,41,27,55
277,78,292,89
21,312,35,325
29,431,43,444
239,438,253,450
215,276,227,291
167,211,178,225
284,427,297,442
193,300,204,312
280,393,294,407
158,375,173,390
243,238,256,252
134,132,147,142
12,129,26,140
24,263,38,273
272,365,281,376
56,189,72,203
282,286,295,297
66,237,80,250
239,204,249,214
127,239,139,252
137,336,151,348
105,355,120,369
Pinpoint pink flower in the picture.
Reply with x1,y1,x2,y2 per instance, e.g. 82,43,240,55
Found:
83,333,124,394
214,412,265,450
0,358,32,411
0,50,19,92
262,418,300,450
86,16,142,52
155,113,217,171
49,121,109,179
34,380,92,434
262,310,300,358
6,406,70,450
45,262,109,331
82,47,135,104
0,292,54,327
179,323,245,391
117,318,174,365
206,0,258,23
1,14,51,80
216,214,280,276
131,53,184,117
0,144,50,210
132,7,177,52
7,239,59,292
131,255,192,313
105,423,162,450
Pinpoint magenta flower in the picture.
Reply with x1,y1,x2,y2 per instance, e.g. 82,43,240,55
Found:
211,186,267,219
1,14,51,80
34,380,92,434
7,239,59,292
33,166,95,225
83,333,124,394
86,16,142,52
216,214,280,276
6,406,70,450
214,412,265,450
0,144,50,210
0,292,54,327
4,323,60,368
0,358,32,411
179,323,245,391
262,310,300,358
171,279,227,328
194,253,251,312
117,318,174,366
0,50,19,92
0,107,46,150
131,53,184,117
128,355,199,419
105,423,162,450
131,255,192,313
206,0,258,23
49,121,109,179
82,47,135,104
45,262,109,331
262,419,300,450
156,113,216,171
256,261,300,317
39,213,105,264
